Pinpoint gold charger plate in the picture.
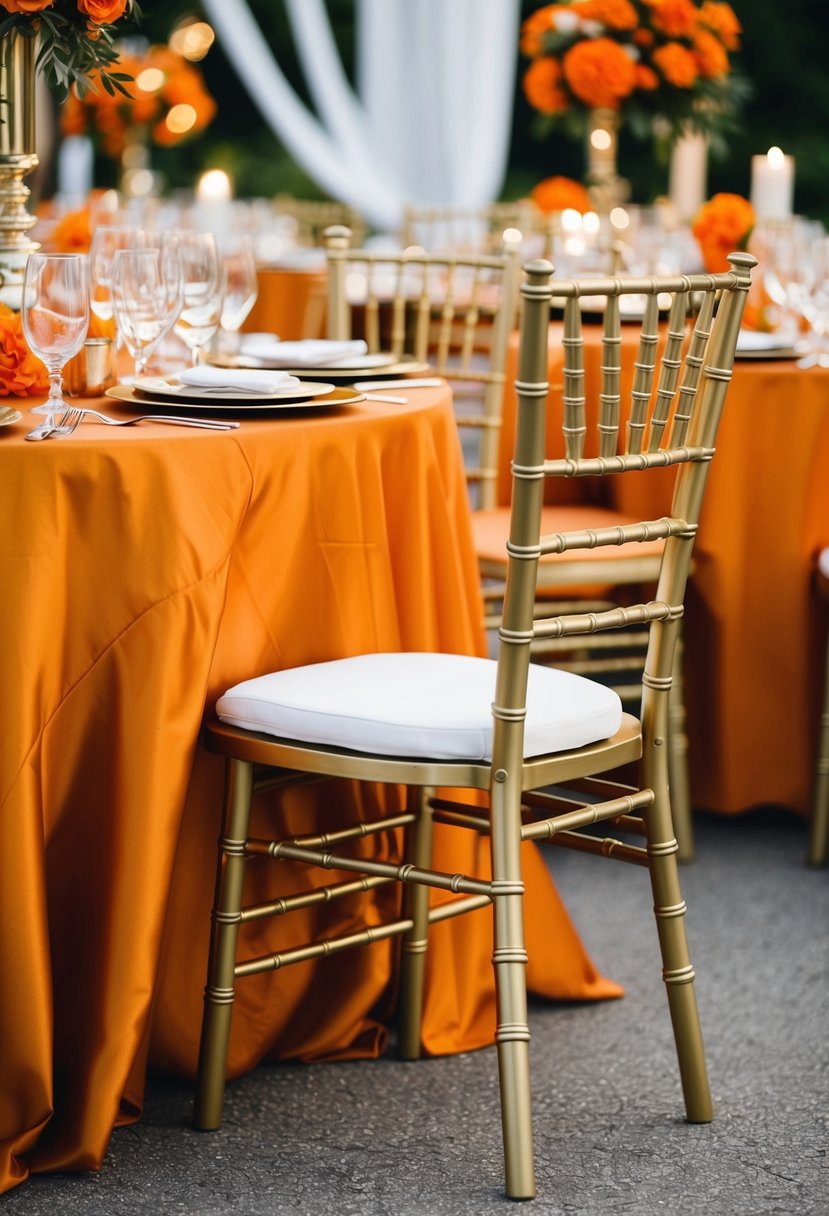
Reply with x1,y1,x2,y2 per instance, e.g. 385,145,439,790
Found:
211,354,432,381
132,375,337,404
106,385,366,416
0,406,22,428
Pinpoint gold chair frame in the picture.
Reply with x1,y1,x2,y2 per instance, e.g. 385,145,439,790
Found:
324,224,520,509
194,253,755,1200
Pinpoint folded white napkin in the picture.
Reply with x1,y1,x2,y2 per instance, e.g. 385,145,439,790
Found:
736,329,792,352
239,336,369,368
178,366,301,395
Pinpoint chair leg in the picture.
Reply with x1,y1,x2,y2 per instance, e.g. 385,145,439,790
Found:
490,773,536,1200
194,757,254,1131
398,787,435,1060
644,784,712,1124
668,633,694,863
808,638,829,867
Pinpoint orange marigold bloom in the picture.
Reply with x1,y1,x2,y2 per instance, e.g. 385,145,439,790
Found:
633,27,654,48
520,5,562,57
531,175,593,214
77,0,127,21
523,56,569,114
652,41,698,88
563,37,637,109
575,0,637,30
692,192,755,272
635,64,660,91
643,0,698,38
44,206,93,254
693,28,729,77
0,303,50,398
0,0,53,10
699,1,741,51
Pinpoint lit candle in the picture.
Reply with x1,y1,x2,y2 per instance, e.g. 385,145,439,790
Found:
750,147,795,221
195,169,233,237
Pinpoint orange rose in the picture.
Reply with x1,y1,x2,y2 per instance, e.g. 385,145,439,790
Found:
652,41,699,88
0,304,50,398
523,56,569,114
0,0,53,10
576,0,638,29
531,175,593,214
698,1,741,51
643,0,698,38
563,37,637,109
693,28,729,77
692,193,755,272
76,0,127,23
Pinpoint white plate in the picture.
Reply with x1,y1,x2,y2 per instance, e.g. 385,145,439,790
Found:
213,355,432,381
132,376,337,404
0,407,22,428
106,385,366,415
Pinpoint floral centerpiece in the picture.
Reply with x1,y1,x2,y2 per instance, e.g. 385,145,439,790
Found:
531,174,594,214
521,0,746,154
59,43,216,160
691,192,754,272
0,0,139,99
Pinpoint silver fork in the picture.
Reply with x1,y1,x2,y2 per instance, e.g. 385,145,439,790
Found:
58,407,238,432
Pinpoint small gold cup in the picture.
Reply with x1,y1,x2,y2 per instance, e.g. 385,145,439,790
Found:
64,337,115,398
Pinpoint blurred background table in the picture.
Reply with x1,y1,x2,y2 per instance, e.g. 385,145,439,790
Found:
0,386,618,1192
498,326,829,817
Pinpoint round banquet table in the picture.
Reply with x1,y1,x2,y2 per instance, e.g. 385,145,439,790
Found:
0,386,619,1194
498,326,829,818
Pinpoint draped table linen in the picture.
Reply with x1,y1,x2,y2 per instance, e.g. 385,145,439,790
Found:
0,386,619,1193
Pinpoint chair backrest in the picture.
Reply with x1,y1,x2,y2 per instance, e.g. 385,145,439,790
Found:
274,195,367,247
323,225,521,510
400,200,542,257
495,254,755,774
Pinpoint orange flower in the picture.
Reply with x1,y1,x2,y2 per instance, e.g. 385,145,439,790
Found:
698,1,741,51
693,28,728,77
563,37,637,109
692,193,755,273
531,175,593,214
44,206,93,254
652,41,699,88
635,64,660,91
643,0,698,38
633,27,655,47
576,0,638,30
77,0,126,21
0,304,50,398
519,5,561,57
523,57,569,114
0,0,53,10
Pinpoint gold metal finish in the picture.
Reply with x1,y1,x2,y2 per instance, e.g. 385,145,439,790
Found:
809,562,829,866
194,251,753,1200
0,32,40,307
323,225,519,509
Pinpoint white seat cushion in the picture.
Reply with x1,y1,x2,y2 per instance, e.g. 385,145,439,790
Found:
216,653,623,762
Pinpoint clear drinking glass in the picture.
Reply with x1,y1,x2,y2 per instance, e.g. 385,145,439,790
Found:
22,253,90,426
219,234,258,351
173,231,224,365
111,245,182,378
88,225,135,326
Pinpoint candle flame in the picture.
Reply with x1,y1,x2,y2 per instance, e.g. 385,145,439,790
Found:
767,146,785,168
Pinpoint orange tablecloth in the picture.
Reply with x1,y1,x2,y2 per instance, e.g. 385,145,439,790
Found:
0,388,618,1194
499,326,829,816
243,265,327,340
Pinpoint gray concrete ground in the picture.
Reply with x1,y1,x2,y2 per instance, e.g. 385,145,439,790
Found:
3,809,827,1216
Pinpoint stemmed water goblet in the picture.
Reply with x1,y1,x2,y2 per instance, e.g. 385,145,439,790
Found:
173,231,224,365
22,253,90,428
218,234,258,354
111,243,182,379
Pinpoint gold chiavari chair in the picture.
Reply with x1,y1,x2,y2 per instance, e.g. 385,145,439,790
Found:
400,199,543,256
324,224,520,509
193,253,755,1200
273,194,367,247
809,548,829,866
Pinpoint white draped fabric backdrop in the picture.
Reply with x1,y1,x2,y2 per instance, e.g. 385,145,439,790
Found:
200,0,521,232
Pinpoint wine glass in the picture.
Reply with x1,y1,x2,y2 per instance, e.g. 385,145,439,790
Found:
111,245,182,379
173,231,224,365
218,234,258,353
22,253,90,426
88,225,135,329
